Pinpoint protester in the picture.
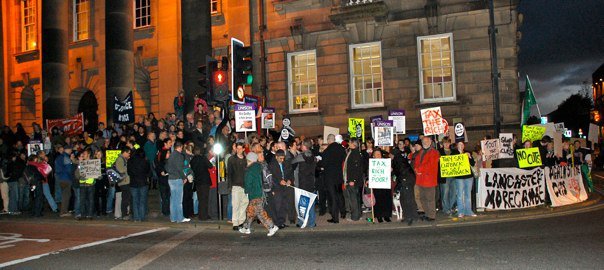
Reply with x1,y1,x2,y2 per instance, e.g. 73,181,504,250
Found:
322,134,346,223
410,136,440,221
128,148,151,222
343,138,363,222
227,142,248,230
438,137,456,215
75,149,95,220
371,148,392,223
115,147,132,220
166,141,190,223
56,145,75,217
452,141,477,218
191,146,214,221
269,150,294,229
392,146,417,226
291,139,317,227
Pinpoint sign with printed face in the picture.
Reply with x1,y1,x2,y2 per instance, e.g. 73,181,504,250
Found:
348,118,365,142
105,150,121,168
440,154,471,178
481,139,500,161
421,107,448,136
516,147,542,168
545,165,588,207
235,103,257,132
261,107,275,129
478,167,546,210
498,133,514,159
27,141,43,156
388,110,406,134
79,159,102,179
368,158,391,189
522,125,546,143
374,120,394,147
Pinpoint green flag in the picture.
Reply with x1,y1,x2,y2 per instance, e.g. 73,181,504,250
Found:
522,75,537,125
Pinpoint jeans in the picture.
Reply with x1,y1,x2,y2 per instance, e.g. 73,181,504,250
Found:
79,185,95,217
227,194,232,220
208,187,218,219
73,187,81,217
131,186,148,221
193,192,199,216
1,182,9,212
106,186,116,213
42,183,58,212
439,178,457,214
8,182,19,212
456,177,475,216
54,180,62,204
168,179,184,222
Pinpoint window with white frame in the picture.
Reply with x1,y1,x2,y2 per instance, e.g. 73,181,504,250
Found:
210,0,220,14
21,0,37,51
349,42,383,108
73,0,90,41
417,33,456,102
287,50,318,112
134,0,151,28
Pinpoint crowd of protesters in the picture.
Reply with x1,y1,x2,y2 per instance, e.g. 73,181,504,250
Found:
0,97,598,236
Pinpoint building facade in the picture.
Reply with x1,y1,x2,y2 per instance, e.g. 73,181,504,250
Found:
1,0,522,141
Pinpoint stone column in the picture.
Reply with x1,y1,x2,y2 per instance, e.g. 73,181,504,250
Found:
42,0,69,121
181,0,212,112
105,0,134,123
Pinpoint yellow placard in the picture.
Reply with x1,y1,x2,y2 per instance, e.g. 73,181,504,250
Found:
105,150,122,168
516,147,542,168
348,118,365,142
522,125,546,143
440,154,471,178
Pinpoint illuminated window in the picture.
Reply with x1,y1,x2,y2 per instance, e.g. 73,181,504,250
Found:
349,42,383,108
287,50,318,113
134,0,151,28
21,0,37,51
73,0,90,41
417,33,456,103
211,0,220,14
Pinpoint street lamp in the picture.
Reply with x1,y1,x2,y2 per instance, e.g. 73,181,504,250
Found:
212,143,224,220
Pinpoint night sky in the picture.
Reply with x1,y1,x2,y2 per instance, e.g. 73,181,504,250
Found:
518,0,604,114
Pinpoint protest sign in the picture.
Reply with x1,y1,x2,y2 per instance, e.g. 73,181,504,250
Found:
294,187,318,228
27,141,43,156
588,123,599,146
348,118,365,142
46,113,84,136
522,125,546,142
440,154,471,178
79,159,102,179
374,120,394,147
113,92,134,124
553,132,563,157
481,139,500,161
545,165,588,207
453,122,466,143
235,103,257,132
554,123,565,132
420,107,448,136
323,126,339,141
516,147,542,168
498,133,514,159
388,110,406,134
478,167,545,210
105,150,121,168
261,107,275,129
368,158,391,189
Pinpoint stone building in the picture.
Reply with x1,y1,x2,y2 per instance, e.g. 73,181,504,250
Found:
1,0,522,141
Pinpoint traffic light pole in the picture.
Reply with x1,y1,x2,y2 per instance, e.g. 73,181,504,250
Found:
489,0,501,137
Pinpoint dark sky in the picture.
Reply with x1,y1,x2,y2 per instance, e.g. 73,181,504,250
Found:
518,0,604,114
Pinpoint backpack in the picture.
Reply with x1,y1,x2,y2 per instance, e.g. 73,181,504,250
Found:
107,157,124,184
261,162,273,192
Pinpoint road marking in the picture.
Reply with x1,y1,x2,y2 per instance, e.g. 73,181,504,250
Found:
0,227,167,269
592,174,604,179
111,229,201,270
0,233,50,249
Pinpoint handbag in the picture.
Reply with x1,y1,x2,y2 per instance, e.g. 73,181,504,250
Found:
362,185,375,208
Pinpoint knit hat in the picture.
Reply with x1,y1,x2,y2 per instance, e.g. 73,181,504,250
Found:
246,152,258,163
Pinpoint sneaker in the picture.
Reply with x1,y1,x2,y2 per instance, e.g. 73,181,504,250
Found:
468,213,477,217
239,227,251,234
267,226,279,237
181,218,191,223
457,214,464,218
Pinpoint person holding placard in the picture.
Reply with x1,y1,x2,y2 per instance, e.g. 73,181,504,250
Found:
371,148,392,223
437,137,456,216
75,149,95,220
451,142,476,218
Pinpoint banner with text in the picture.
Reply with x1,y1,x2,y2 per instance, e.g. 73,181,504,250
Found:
545,165,588,207
481,139,500,161
478,167,546,210
46,113,84,136
440,154,471,178
368,158,391,189
420,107,448,136
113,92,134,124
517,147,542,168
235,103,257,132
348,118,365,142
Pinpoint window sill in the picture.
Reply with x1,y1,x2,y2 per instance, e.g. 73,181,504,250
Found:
414,100,460,108
134,26,155,40
346,105,387,113
15,50,39,63
288,109,321,116
69,39,97,49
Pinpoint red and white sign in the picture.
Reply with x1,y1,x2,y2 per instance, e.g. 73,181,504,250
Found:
46,113,84,136
420,107,448,136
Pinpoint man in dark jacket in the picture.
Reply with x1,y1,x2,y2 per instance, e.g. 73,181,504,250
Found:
128,148,150,222
227,142,248,229
269,149,294,228
291,139,317,227
343,138,363,221
190,120,207,153
321,134,346,223
165,141,189,223
190,147,214,221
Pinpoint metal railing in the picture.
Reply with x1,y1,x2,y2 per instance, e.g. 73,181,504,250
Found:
343,0,378,7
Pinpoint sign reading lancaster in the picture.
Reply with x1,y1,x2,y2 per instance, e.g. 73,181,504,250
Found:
478,167,546,210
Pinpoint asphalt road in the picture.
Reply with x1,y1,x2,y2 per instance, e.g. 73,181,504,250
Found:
5,206,604,270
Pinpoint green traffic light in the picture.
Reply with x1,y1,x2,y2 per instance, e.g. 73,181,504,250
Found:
245,74,253,85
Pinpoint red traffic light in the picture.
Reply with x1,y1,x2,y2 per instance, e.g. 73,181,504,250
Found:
214,70,226,84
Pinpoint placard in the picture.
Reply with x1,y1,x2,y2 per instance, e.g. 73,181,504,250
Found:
554,123,565,132
545,165,588,207
553,131,563,158
105,150,121,168
368,158,391,189
481,139,500,161
388,110,406,134
588,123,599,145
478,167,545,210
498,133,514,159
348,118,365,142
261,107,275,129
453,122,466,143
516,147,542,168
79,159,102,179
235,103,257,132
420,107,448,136
522,125,546,142
374,120,394,147
323,126,340,142
27,141,43,156
439,154,471,178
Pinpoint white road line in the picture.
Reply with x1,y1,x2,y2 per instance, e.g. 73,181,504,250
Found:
592,174,604,179
111,229,201,270
0,227,167,269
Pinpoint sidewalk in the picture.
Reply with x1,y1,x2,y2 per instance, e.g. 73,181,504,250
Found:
1,190,601,233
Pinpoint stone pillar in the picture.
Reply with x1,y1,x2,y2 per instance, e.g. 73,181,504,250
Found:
42,0,69,121
105,0,134,123
181,0,211,112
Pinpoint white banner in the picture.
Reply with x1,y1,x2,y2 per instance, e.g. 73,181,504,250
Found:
368,158,391,189
294,187,317,228
545,165,588,207
79,159,102,179
478,167,545,210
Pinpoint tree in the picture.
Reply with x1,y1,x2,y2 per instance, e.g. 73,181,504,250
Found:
548,93,593,136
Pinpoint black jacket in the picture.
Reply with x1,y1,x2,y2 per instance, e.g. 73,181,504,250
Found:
345,148,364,184
190,129,207,152
392,148,415,188
321,142,346,185
292,151,316,192
190,155,213,186
268,158,294,192
227,155,247,188
128,152,150,188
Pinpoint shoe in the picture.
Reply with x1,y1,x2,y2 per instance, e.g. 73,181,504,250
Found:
181,218,191,223
340,213,347,219
233,226,240,231
345,218,353,222
0,211,8,215
60,213,71,217
123,216,131,221
377,217,383,223
326,219,339,224
319,212,326,216
267,226,279,237
239,227,251,234
289,220,295,225
384,217,391,223
425,217,435,222
468,214,477,217
457,214,464,218
277,224,288,229
407,219,414,226
295,224,301,228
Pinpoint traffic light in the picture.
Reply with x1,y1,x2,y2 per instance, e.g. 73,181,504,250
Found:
198,55,218,100
212,69,229,102
231,38,252,104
